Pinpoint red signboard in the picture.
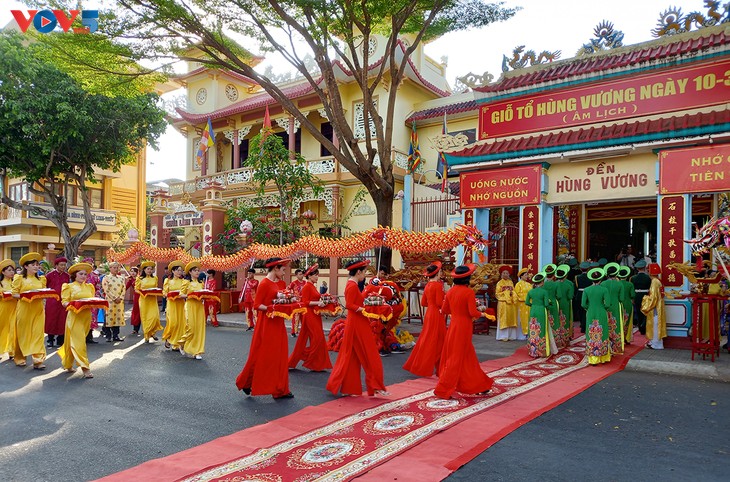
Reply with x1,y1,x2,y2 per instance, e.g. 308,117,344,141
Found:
479,59,730,139
460,165,542,209
464,209,474,263
660,196,685,287
521,206,540,274
660,144,730,194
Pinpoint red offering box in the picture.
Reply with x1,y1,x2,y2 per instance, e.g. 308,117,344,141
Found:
139,287,163,297
268,302,306,320
66,298,109,313
314,303,343,316
187,289,220,302
362,304,393,322
166,290,181,300
20,288,60,302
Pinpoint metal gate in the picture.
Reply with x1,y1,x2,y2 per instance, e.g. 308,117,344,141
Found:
411,196,460,232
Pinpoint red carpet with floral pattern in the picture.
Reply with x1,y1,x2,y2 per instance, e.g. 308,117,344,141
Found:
98,334,645,482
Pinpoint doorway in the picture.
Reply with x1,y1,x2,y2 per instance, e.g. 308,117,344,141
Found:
586,201,657,262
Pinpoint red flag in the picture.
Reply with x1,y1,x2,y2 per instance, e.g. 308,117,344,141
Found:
261,105,271,142
263,105,271,129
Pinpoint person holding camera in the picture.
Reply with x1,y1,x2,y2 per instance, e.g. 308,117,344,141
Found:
616,245,636,268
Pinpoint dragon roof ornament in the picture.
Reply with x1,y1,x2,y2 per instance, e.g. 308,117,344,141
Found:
579,21,625,56
456,71,495,90
501,45,561,72
652,1,730,37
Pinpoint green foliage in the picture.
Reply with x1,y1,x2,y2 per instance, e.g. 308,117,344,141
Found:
213,205,313,254
0,32,167,258
244,129,323,244
88,0,518,235
110,217,136,251
0,33,167,183
320,188,367,239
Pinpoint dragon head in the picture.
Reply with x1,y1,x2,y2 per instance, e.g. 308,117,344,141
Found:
685,216,730,256
455,224,488,250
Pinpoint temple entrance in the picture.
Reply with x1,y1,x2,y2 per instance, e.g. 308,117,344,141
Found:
585,201,657,263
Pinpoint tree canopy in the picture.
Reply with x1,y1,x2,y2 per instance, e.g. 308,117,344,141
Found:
245,128,323,245
19,0,518,266
0,32,168,259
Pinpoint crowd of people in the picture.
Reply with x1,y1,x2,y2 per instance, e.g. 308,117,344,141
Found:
0,251,669,398
516,258,667,365
0,254,222,378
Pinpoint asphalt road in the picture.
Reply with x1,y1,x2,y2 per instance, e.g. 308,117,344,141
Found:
0,324,421,482
1,325,727,482
447,371,729,482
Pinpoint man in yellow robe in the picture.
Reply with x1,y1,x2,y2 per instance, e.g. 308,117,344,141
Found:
641,263,666,349
495,265,518,341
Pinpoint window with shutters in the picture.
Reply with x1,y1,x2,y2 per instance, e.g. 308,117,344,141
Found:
353,100,377,139
10,247,28,265
8,183,29,202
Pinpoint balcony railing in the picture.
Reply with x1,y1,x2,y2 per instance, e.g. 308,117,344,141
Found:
168,149,412,197
0,204,23,221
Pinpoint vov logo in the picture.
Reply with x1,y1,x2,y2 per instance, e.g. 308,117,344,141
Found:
11,9,99,34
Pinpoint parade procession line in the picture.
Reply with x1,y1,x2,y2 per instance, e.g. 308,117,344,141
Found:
97,333,645,482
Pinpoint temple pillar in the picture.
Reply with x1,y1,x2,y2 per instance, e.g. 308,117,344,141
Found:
44,247,60,266
201,182,226,287
233,130,240,169
149,189,171,285
329,185,340,297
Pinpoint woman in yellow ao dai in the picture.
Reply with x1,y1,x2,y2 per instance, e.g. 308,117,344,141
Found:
162,261,188,350
178,262,206,360
135,261,163,342
12,253,48,368
495,266,520,341
0,259,18,357
59,263,96,378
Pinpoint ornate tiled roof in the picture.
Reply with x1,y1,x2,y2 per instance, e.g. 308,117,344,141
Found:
174,67,259,86
446,108,730,164
476,29,730,94
175,81,320,124
175,39,449,125
407,99,477,124
410,26,730,123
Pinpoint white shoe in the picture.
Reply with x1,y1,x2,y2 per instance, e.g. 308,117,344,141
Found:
194,355,202,360
179,347,187,356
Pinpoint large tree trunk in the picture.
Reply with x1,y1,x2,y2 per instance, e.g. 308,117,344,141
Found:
0,175,98,262
373,191,394,270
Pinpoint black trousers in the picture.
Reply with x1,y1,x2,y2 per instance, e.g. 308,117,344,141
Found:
47,334,64,346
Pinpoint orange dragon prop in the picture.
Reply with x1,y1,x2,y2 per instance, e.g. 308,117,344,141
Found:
107,224,490,272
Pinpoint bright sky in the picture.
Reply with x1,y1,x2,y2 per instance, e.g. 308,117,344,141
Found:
1,0,700,183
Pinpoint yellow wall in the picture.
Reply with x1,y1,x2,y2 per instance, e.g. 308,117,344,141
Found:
0,149,146,262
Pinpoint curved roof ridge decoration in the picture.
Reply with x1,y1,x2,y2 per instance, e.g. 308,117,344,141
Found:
176,38,449,126
408,25,730,123
474,24,730,94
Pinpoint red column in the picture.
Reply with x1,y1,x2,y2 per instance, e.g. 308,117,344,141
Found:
659,195,685,288
521,205,540,274
288,116,295,159
44,249,59,266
